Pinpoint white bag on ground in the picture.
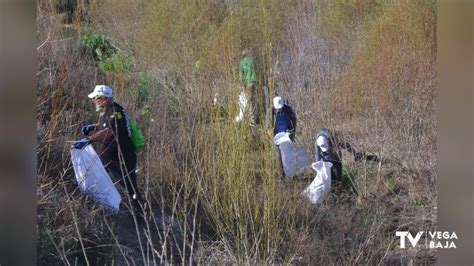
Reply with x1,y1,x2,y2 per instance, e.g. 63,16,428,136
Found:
71,145,121,211
274,132,310,178
234,91,248,122
301,161,333,204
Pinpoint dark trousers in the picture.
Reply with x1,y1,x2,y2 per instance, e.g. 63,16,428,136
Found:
330,160,342,182
106,160,143,214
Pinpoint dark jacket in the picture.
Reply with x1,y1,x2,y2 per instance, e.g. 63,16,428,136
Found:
272,105,297,138
97,102,136,169
315,130,342,181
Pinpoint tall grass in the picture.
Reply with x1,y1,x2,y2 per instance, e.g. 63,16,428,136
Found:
37,0,437,264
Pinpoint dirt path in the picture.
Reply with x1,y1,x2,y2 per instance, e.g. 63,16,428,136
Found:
104,201,185,265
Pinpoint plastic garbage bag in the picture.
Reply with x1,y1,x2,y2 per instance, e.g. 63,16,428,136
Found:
274,132,310,178
301,161,333,204
274,132,291,145
234,91,248,122
71,145,121,211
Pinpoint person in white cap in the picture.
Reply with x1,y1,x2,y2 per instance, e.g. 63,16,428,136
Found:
73,85,144,217
271,96,297,141
269,96,297,179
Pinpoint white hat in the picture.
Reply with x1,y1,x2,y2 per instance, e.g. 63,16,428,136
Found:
273,96,284,109
88,85,113,99
316,135,329,152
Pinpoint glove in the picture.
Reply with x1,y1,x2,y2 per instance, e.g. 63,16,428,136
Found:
82,124,95,136
72,139,90,150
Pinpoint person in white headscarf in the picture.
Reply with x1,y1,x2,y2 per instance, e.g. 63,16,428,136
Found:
315,128,342,182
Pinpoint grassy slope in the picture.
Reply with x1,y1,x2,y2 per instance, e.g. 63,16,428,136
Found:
37,0,436,264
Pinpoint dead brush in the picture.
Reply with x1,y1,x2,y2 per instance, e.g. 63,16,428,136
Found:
38,0,437,264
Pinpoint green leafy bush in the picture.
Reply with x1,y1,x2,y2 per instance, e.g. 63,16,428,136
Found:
98,52,133,74
80,32,117,61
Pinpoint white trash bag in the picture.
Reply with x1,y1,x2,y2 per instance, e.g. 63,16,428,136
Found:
71,145,121,211
301,161,333,204
274,132,310,178
234,91,248,122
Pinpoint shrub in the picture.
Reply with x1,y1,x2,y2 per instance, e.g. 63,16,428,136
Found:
80,31,117,61
98,52,134,74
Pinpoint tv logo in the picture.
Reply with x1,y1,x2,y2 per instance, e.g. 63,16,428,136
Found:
396,231,424,248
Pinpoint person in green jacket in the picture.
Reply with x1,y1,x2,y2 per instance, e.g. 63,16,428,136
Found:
239,48,260,125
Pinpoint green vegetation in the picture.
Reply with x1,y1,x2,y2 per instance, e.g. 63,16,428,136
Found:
98,52,134,74
37,0,437,264
80,32,117,61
